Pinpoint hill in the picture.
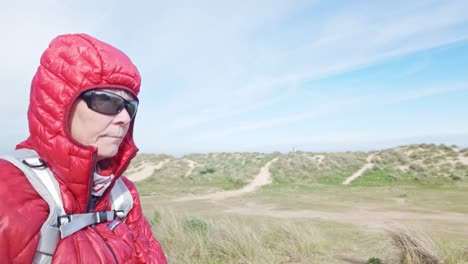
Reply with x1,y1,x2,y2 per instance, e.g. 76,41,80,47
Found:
130,144,468,263
127,144,468,196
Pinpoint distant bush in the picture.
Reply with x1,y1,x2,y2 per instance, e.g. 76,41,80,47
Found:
366,257,383,264
409,164,425,173
440,144,453,153
409,152,422,160
151,210,161,225
200,168,216,175
375,150,410,165
449,174,462,181
133,145,467,194
350,167,401,186
184,218,208,234
271,152,367,184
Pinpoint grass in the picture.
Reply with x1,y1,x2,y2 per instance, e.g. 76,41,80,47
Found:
148,208,468,264
130,144,468,263
254,183,468,214
349,167,456,187
388,227,468,264
149,208,401,264
269,151,368,185
129,144,468,192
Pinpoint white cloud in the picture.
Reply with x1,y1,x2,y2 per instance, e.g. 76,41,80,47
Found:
179,81,467,143
1,1,467,153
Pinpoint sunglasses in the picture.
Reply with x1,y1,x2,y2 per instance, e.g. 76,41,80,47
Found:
80,90,138,119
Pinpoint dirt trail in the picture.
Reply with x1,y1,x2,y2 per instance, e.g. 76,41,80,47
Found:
454,148,468,165
127,159,170,182
175,157,278,202
184,159,199,177
224,203,468,231
342,153,376,185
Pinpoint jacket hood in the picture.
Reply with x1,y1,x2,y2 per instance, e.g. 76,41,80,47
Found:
17,33,141,213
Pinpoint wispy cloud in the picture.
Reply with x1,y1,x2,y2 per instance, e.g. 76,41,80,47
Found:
1,1,467,153
185,81,468,143
135,1,468,138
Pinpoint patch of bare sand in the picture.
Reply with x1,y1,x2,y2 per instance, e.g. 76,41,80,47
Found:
342,153,376,185
127,159,170,182
454,147,468,166
224,203,468,232
304,154,324,164
183,159,199,177
174,157,278,202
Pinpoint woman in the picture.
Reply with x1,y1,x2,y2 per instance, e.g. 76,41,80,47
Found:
0,33,167,263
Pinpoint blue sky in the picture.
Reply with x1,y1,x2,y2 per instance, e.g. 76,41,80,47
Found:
0,1,467,156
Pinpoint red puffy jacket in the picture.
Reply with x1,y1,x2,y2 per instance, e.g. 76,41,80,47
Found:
0,34,167,263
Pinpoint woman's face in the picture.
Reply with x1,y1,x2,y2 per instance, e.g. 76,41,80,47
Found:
69,89,135,160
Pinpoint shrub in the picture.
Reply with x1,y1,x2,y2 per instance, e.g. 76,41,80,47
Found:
409,164,425,173
367,257,383,264
184,218,209,234
200,168,216,175
152,210,161,225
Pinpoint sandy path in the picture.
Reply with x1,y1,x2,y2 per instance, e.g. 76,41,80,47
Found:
454,148,468,165
184,159,199,177
175,157,278,202
225,204,468,232
127,159,170,182
342,153,376,185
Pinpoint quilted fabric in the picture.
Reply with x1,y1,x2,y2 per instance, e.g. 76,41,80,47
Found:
0,34,167,263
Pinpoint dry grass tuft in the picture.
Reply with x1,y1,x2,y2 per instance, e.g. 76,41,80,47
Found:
387,226,441,264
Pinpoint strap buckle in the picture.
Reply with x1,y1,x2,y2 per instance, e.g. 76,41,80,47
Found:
57,215,71,227
96,211,109,223
114,210,125,219
22,158,47,169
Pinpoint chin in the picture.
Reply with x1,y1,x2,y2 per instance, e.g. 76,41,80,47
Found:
97,148,119,160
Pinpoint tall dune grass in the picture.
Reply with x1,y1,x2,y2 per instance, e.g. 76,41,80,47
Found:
149,209,468,264
148,209,403,263
388,226,468,264
151,210,325,263
388,226,441,264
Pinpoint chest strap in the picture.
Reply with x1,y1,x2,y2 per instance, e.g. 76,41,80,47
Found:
0,148,134,264
58,210,125,238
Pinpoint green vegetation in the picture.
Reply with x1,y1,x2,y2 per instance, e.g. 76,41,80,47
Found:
133,152,279,195
150,209,400,264
270,151,367,185
367,257,383,264
131,144,468,194
149,209,468,264
130,153,173,168
131,144,468,263
388,227,442,264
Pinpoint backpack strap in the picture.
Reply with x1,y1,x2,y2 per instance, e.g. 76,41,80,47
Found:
0,149,63,264
58,178,133,237
0,149,134,264
110,177,133,221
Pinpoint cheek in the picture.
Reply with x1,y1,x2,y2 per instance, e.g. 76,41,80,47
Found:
70,103,112,145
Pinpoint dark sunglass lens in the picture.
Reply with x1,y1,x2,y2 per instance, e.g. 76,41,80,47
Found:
83,90,138,118
93,92,125,115
125,101,138,118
